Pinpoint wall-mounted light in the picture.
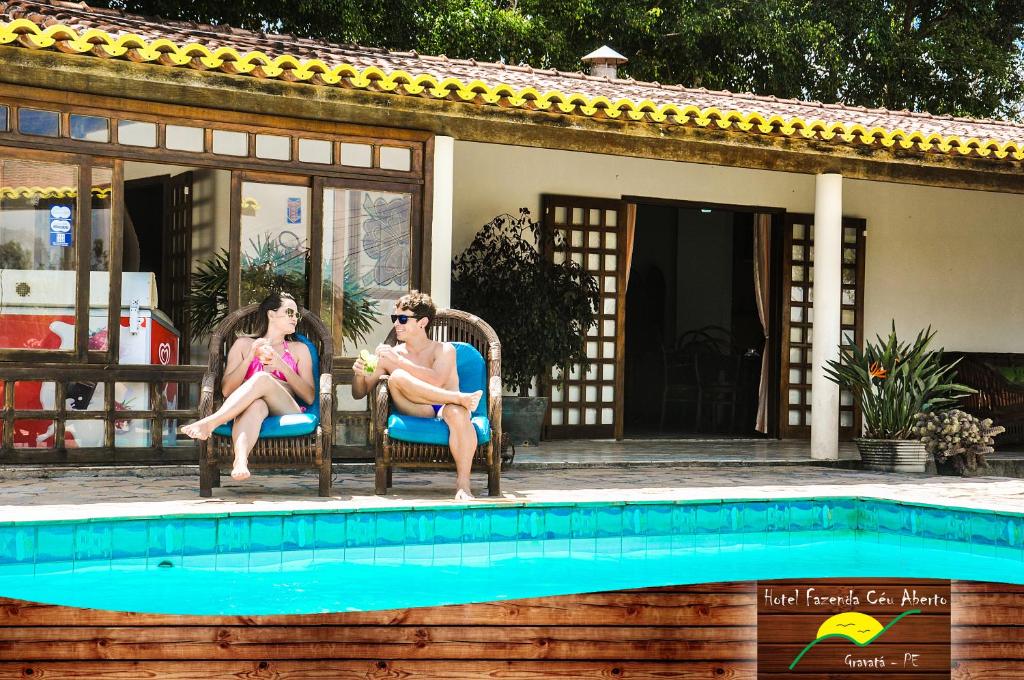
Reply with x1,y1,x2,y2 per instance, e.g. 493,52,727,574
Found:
700,209,712,214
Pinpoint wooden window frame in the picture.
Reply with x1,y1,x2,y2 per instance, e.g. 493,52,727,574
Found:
0,85,428,183
0,87,430,462
0,146,100,363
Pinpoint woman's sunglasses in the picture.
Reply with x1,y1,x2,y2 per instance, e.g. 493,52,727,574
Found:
276,308,297,318
391,314,422,324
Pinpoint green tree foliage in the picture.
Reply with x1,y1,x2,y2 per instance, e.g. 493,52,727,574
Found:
102,0,1024,120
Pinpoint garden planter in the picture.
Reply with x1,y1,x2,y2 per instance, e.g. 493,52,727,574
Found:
854,438,929,473
502,396,548,446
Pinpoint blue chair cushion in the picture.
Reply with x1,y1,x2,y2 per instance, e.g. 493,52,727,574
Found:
213,333,321,439
386,341,490,446
214,412,319,438
387,412,491,446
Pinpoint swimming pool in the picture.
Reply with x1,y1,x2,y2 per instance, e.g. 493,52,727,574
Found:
1,497,1021,615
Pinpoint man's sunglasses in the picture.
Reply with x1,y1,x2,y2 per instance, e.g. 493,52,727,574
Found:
391,314,422,324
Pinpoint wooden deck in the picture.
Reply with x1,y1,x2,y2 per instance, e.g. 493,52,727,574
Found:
0,581,1019,678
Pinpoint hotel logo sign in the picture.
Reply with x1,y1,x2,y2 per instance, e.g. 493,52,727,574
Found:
757,579,951,677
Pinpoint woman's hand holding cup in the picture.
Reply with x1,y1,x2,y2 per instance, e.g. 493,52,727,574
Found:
252,339,275,365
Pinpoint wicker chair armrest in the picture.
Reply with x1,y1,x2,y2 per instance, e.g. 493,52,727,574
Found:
488,374,503,434
318,372,333,440
372,376,391,438
198,374,216,418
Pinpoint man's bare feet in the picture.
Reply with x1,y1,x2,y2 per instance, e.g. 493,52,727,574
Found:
180,421,214,441
231,465,251,481
461,390,483,413
454,488,475,501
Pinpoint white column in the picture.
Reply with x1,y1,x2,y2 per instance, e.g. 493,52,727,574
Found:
429,136,455,309
811,173,842,460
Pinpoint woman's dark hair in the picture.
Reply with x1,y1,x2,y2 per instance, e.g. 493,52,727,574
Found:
250,291,298,339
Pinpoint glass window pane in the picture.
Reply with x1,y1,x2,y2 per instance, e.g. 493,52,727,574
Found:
212,130,247,156
19,108,59,137
340,143,372,167
0,106,9,131
379,147,411,171
166,125,204,152
239,182,311,309
298,138,332,164
70,115,110,142
255,134,290,160
0,159,78,350
118,120,157,147
322,188,412,356
86,167,113,351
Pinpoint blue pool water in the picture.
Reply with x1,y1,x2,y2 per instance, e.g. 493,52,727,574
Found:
1,497,1023,615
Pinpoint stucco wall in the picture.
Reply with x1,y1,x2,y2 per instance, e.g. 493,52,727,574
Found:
452,141,1024,352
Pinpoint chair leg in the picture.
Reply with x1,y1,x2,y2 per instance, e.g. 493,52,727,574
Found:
488,463,500,497
319,456,332,497
386,467,393,489
199,461,213,498
375,462,388,495
211,465,221,488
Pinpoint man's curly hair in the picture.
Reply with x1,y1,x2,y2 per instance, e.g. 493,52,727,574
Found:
395,290,437,331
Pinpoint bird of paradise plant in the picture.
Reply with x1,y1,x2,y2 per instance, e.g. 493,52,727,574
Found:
823,323,974,439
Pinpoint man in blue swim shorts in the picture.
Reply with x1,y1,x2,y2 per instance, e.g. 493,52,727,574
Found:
351,291,482,500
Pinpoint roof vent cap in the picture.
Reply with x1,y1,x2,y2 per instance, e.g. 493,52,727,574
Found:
581,45,627,79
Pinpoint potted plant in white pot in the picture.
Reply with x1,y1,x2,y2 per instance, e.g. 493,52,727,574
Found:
824,323,974,473
451,208,599,445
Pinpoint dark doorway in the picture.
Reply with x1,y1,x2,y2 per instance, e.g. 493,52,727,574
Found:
624,204,773,437
124,176,167,303
124,172,193,364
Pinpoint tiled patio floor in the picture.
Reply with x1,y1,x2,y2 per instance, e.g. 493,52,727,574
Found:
3,448,1024,523
511,437,861,466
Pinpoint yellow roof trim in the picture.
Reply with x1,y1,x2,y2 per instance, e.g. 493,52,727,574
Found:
1,185,111,199
2,17,1022,162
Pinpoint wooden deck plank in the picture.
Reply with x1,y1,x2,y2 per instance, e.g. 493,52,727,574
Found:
0,625,757,661
0,592,756,627
0,660,757,680
952,660,1024,679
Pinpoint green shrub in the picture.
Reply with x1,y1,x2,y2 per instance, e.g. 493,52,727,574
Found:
451,208,599,394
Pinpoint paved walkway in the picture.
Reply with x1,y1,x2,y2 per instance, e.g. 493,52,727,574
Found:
3,460,1024,523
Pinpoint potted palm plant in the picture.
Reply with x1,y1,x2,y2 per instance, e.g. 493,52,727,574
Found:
824,323,974,473
189,234,380,345
451,208,599,445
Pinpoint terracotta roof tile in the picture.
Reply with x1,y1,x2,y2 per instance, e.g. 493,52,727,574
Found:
1,0,1023,160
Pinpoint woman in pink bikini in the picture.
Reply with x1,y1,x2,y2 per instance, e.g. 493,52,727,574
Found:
181,291,315,481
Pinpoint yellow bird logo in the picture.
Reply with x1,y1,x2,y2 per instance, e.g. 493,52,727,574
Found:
789,609,921,669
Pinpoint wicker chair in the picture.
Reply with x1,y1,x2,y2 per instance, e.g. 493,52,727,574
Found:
947,352,1024,445
370,309,502,496
197,304,334,497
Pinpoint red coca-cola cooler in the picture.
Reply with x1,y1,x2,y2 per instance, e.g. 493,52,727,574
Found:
0,270,179,448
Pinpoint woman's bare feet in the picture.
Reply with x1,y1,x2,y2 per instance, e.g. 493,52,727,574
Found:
460,390,483,413
230,465,251,481
180,421,215,441
454,488,475,501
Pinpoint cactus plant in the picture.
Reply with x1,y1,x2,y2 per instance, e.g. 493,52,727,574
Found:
913,409,1005,476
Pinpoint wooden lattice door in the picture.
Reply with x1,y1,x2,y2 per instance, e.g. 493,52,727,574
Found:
164,172,193,364
779,213,866,439
542,195,627,439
